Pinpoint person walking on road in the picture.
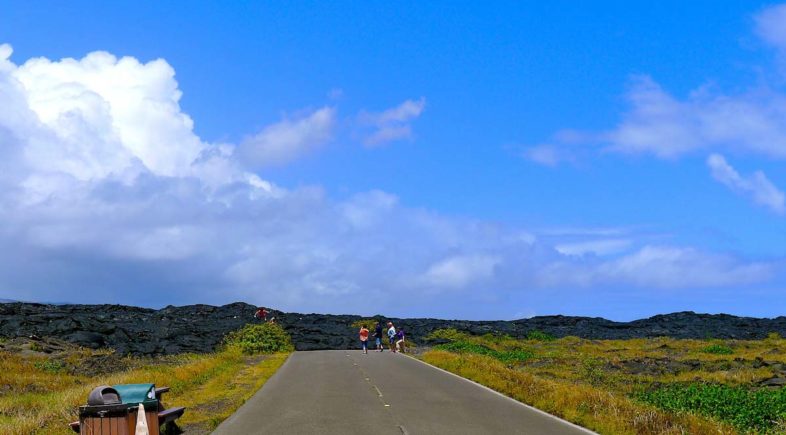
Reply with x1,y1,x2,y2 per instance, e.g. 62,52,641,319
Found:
387,322,397,352
373,322,384,352
359,325,370,354
395,328,406,353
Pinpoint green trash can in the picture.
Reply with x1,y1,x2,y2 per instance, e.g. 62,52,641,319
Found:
78,384,161,434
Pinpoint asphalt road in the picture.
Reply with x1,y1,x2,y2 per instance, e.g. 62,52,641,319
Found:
212,350,595,435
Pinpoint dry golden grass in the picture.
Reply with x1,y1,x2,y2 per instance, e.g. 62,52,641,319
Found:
421,332,786,434
0,347,289,435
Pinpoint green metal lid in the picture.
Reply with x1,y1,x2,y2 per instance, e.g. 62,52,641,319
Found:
113,383,157,406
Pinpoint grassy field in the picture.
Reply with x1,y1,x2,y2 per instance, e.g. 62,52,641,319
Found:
420,329,786,434
0,325,291,435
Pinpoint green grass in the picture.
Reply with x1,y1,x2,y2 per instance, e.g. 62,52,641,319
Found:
526,330,556,341
637,384,786,433
426,328,469,342
33,359,66,374
702,344,734,355
434,341,534,363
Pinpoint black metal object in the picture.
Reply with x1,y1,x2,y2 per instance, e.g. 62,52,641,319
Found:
78,403,134,419
87,386,120,406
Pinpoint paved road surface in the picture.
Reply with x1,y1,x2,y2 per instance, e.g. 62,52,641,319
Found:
213,350,594,434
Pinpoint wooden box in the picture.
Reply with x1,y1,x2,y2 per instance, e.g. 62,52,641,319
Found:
79,404,159,435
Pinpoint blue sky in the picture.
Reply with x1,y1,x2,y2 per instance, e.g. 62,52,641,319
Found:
0,1,784,319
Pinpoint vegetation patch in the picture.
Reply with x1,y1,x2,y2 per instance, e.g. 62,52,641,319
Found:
33,359,66,374
701,343,734,355
637,383,786,433
426,328,469,342
420,330,786,434
526,330,556,341
351,318,382,329
422,350,730,434
223,322,294,355
435,341,534,363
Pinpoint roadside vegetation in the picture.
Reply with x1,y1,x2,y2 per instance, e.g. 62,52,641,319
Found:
0,323,292,435
223,322,294,355
421,329,786,434
351,318,383,329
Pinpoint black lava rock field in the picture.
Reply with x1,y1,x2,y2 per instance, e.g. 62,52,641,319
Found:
2,302,786,355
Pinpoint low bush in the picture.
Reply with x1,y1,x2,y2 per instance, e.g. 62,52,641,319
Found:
481,332,513,344
351,318,381,329
526,330,556,341
426,328,468,342
33,359,66,374
636,383,786,432
435,340,533,363
224,323,294,355
701,344,734,355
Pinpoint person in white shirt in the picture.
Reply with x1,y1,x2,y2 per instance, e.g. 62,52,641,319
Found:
387,322,397,353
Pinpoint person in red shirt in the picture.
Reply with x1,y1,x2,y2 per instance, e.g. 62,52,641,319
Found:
359,325,370,354
254,307,268,321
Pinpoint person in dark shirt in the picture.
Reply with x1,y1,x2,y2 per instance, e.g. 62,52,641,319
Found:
373,322,384,352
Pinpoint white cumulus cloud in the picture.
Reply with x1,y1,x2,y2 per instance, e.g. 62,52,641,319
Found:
0,44,778,318
359,98,426,147
555,239,632,256
238,107,336,167
11,48,205,179
419,255,500,290
755,4,786,52
600,4,786,159
531,4,786,163
523,144,578,167
539,246,773,289
707,153,785,214
604,76,786,159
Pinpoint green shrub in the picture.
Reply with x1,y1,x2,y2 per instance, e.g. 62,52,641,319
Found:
580,358,607,386
351,318,380,329
636,383,786,432
426,328,469,342
480,332,513,344
435,340,533,363
34,359,65,373
526,330,556,341
701,344,734,355
224,323,294,355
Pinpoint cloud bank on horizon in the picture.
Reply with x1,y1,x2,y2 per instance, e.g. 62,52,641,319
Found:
0,3,784,320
